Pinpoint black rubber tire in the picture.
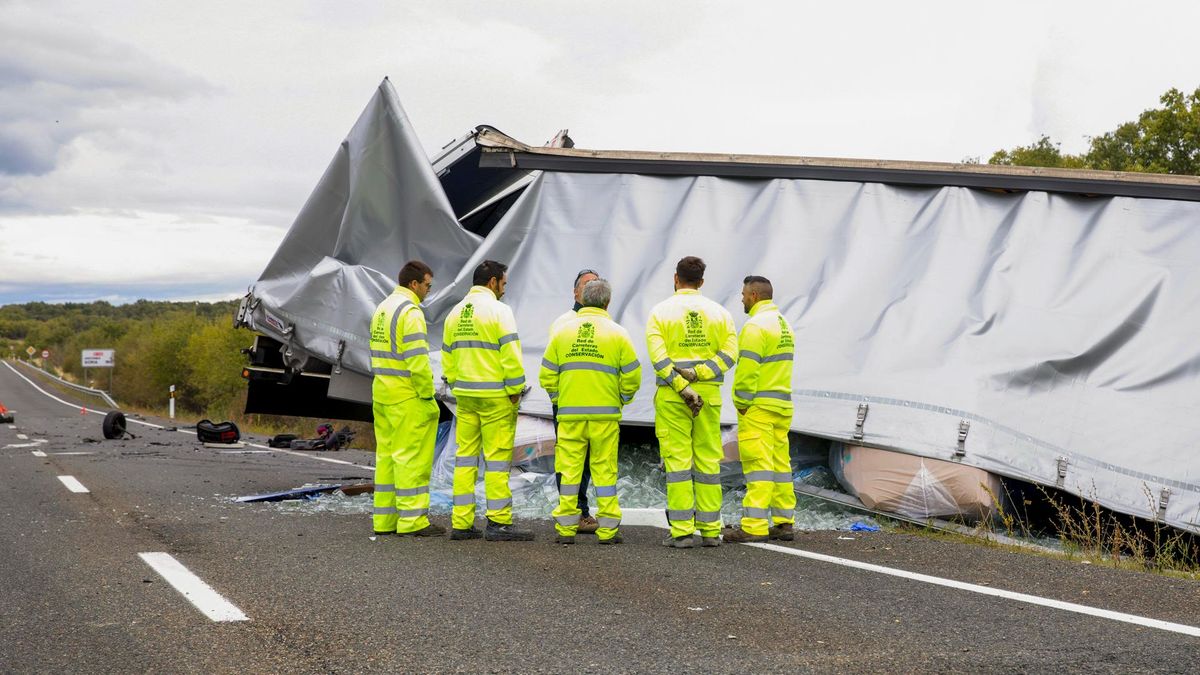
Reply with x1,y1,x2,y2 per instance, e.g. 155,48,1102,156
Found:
102,411,126,439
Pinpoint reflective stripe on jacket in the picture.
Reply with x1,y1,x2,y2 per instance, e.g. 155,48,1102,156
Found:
645,289,737,404
733,299,794,413
441,286,526,398
369,286,433,404
540,307,641,420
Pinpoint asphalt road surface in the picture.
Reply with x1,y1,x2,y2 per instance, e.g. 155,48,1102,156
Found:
2,359,1198,673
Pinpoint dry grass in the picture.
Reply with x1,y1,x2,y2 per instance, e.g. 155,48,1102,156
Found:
895,480,1200,580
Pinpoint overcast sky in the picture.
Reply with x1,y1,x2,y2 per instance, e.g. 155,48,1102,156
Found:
2,0,1198,305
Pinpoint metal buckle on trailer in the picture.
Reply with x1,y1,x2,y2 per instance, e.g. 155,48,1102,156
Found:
1056,457,1069,488
853,403,868,441
334,340,346,375
1158,487,1172,520
955,420,970,458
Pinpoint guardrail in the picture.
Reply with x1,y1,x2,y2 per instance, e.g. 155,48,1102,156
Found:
14,359,120,409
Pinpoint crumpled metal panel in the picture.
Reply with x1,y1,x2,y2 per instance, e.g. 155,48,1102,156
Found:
245,79,480,375
442,171,1200,533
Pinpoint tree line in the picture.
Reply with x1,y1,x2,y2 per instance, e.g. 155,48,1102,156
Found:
985,86,1200,174
1,299,253,421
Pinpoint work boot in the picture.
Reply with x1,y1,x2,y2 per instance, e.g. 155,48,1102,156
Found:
701,535,722,547
598,534,623,545
577,515,599,534
722,527,768,544
449,526,483,541
556,534,576,545
401,522,446,537
661,534,696,549
769,523,795,541
372,530,394,537
485,519,535,541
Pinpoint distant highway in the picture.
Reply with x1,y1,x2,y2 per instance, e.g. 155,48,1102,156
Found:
1,360,1197,672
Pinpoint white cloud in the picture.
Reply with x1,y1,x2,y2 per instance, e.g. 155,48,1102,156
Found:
1,0,1198,303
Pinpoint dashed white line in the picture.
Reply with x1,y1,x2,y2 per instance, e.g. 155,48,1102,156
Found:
5,439,47,448
31,450,46,457
56,475,90,493
53,451,95,456
16,433,28,439
138,552,248,622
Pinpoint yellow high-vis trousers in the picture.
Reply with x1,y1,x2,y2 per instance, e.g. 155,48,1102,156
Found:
654,388,723,538
737,405,795,536
554,419,621,540
373,397,440,534
452,396,517,529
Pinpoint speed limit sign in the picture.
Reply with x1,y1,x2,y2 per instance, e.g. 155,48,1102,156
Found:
41,350,49,359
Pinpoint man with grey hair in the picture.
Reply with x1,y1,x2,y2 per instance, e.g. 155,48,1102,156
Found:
547,269,600,533
540,278,642,543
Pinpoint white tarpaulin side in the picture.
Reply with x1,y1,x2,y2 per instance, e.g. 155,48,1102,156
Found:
423,171,1200,534
243,82,1200,534
246,79,480,373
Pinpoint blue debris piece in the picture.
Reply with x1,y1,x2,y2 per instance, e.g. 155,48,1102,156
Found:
849,521,881,532
235,484,342,503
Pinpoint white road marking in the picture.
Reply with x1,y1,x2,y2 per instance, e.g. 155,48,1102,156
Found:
31,450,47,457
5,439,47,449
0,361,163,428
747,541,1200,638
218,449,272,454
16,433,28,439
53,451,95,456
138,552,248,622
57,475,90,493
250,442,374,469
618,508,1200,639
8,424,16,429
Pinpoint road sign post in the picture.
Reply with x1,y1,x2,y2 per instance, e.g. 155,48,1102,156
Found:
169,384,176,420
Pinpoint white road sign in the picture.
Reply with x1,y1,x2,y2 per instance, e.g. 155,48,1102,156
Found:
82,349,115,368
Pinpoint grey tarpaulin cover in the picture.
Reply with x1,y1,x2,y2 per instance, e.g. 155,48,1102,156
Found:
248,79,1200,534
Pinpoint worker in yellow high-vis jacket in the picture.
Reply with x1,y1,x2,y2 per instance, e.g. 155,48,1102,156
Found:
723,275,797,544
442,260,534,542
540,278,641,545
647,256,738,548
369,260,443,537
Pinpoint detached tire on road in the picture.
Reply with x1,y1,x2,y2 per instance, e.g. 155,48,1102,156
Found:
102,411,126,440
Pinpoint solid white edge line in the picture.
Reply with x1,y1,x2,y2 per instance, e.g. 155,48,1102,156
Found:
743,542,1200,638
53,451,95,456
57,475,89,493
4,360,374,472
138,552,248,622
0,361,163,428
31,450,46,457
616,508,1200,639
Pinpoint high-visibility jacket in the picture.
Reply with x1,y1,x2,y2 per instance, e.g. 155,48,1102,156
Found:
369,286,433,404
540,307,641,420
733,299,795,413
442,286,526,398
646,289,738,404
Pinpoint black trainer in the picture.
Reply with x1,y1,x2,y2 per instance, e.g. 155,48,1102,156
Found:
449,526,482,541
484,519,534,541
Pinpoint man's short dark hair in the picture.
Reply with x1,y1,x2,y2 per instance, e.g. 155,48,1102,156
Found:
676,256,706,285
743,275,773,299
398,260,433,288
472,260,508,286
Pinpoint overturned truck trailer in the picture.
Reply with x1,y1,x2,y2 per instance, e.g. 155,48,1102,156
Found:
236,79,1200,534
